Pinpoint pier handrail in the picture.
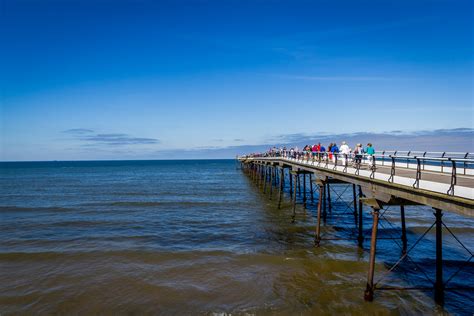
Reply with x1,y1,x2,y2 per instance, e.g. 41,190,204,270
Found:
240,151,474,198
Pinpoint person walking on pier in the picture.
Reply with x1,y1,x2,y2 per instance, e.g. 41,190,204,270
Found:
319,143,326,161
312,144,318,159
354,143,364,165
340,141,351,165
327,143,333,161
366,143,375,164
331,142,339,163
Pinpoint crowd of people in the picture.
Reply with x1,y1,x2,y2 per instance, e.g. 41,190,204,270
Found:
247,141,376,165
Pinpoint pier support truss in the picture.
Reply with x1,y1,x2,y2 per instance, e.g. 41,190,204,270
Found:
240,160,473,306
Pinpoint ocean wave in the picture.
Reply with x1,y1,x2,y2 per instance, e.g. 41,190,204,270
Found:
0,206,76,213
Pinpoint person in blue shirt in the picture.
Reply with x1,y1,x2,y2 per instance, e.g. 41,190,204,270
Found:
366,143,375,164
331,143,339,163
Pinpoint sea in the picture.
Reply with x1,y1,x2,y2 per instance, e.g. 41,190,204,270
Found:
1,160,473,315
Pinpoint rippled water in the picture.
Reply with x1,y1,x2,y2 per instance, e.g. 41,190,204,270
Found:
1,160,473,314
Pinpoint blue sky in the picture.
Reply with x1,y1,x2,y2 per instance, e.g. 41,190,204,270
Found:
1,0,473,160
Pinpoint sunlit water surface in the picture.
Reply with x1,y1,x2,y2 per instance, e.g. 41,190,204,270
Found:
1,160,473,314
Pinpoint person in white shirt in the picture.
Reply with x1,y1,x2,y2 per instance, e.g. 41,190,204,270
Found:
339,141,351,165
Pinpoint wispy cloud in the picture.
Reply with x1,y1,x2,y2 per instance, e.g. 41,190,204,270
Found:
153,128,474,158
64,129,159,146
62,128,94,134
81,133,159,145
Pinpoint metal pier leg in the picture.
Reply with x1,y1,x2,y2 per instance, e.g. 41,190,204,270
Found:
315,184,324,246
303,174,307,209
400,205,407,255
292,174,297,223
353,184,358,225
278,168,284,209
263,167,267,193
256,165,259,185
364,207,380,301
434,208,444,305
281,168,285,189
310,174,314,203
322,184,327,222
297,174,301,195
358,186,364,247
327,182,332,213
269,167,273,200
289,171,293,196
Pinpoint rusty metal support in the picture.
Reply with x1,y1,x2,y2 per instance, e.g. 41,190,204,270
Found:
278,168,284,209
315,183,324,246
281,167,285,189
327,182,332,213
358,185,364,247
269,166,273,200
364,206,381,301
434,208,444,305
303,173,307,209
263,166,267,193
400,205,407,255
353,183,358,223
310,174,314,203
297,173,301,195
292,173,297,223
289,170,293,196
323,183,327,222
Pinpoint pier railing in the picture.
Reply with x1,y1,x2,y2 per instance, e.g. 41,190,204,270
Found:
240,152,474,199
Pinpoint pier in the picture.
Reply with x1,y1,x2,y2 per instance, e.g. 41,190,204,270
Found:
238,151,474,305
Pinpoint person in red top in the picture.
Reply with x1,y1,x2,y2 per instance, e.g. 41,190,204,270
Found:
311,144,318,159
315,143,321,152
315,143,322,160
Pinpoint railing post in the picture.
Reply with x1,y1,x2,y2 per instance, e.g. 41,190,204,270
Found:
447,159,457,195
370,156,376,179
413,157,421,189
441,152,446,173
343,154,348,172
464,152,468,175
388,156,395,183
